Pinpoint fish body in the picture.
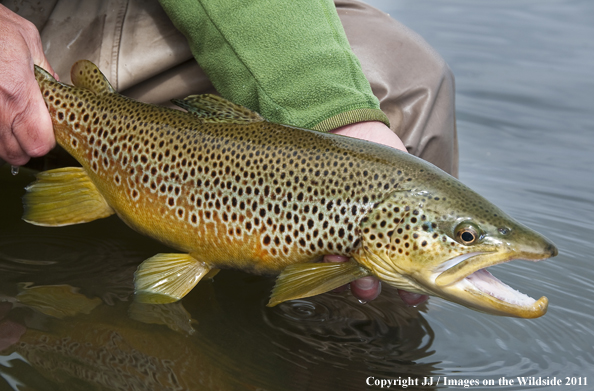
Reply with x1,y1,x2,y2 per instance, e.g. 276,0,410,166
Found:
24,61,557,318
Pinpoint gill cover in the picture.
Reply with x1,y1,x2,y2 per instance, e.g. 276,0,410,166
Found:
353,188,557,318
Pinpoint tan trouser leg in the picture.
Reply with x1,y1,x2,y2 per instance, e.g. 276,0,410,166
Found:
336,1,458,177
4,0,457,176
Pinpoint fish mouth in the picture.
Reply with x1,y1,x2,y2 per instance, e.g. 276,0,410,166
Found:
430,251,553,318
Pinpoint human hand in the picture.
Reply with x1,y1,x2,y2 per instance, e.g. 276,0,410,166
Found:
0,302,26,351
0,4,57,166
326,121,428,306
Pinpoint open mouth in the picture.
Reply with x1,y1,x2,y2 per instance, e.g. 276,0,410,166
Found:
465,268,536,307
431,252,550,317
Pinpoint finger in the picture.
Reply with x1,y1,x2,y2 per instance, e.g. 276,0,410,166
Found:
351,277,381,302
12,78,55,158
322,254,349,263
397,289,428,307
0,126,29,165
0,320,26,351
0,303,25,351
5,70,56,161
0,78,53,164
323,255,381,300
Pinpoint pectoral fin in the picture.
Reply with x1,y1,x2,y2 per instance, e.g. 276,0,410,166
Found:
134,254,212,304
23,167,114,226
267,260,371,307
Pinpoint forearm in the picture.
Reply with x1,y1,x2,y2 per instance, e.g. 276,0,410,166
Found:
158,0,389,130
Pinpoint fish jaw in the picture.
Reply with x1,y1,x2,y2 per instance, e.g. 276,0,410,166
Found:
356,199,558,318
428,251,553,318
424,230,558,317
437,267,549,318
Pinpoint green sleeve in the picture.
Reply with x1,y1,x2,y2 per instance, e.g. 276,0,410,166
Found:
158,0,389,131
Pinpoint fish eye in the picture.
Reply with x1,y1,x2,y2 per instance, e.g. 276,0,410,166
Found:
461,231,475,242
454,223,482,245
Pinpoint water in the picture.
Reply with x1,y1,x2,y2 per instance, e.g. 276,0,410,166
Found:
1,1,593,390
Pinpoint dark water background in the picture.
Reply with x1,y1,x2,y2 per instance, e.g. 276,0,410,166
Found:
1,1,593,390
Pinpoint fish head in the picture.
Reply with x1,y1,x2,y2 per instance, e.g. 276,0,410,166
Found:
355,172,558,318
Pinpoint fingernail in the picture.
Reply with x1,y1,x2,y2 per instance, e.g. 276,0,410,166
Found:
323,255,348,263
354,277,376,290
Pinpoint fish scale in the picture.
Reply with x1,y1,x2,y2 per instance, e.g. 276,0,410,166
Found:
39,61,410,272
23,60,557,317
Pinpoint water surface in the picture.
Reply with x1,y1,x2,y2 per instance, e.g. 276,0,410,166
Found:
1,1,593,390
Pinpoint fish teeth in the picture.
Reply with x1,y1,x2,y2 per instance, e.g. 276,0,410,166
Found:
465,268,535,306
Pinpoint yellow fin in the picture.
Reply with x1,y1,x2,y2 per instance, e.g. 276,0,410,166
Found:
16,283,102,319
128,301,196,335
23,167,114,226
34,65,57,82
70,60,115,95
267,260,371,307
172,94,264,124
134,253,211,304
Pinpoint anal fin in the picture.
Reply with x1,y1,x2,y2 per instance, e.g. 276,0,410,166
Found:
128,301,196,335
267,260,371,307
23,167,114,226
134,253,212,304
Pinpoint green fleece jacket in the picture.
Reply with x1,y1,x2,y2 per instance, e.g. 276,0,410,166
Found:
158,0,389,131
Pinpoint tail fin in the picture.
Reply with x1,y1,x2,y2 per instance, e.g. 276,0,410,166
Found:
23,167,115,226
34,64,57,83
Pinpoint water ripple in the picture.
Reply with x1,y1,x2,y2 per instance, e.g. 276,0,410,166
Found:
262,288,436,371
0,226,167,304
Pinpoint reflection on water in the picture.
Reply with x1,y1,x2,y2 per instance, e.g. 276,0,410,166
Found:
0,168,438,390
3,301,233,391
0,236,437,390
264,294,434,369
2,1,594,390
181,273,438,390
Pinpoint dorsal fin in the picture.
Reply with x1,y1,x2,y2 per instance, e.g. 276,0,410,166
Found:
172,94,264,124
70,60,115,95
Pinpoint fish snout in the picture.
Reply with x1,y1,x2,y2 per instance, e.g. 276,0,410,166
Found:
509,225,558,261
545,242,558,258
530,233,558,260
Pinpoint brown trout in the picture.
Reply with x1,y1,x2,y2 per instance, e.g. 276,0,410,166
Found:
23,60,557,318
